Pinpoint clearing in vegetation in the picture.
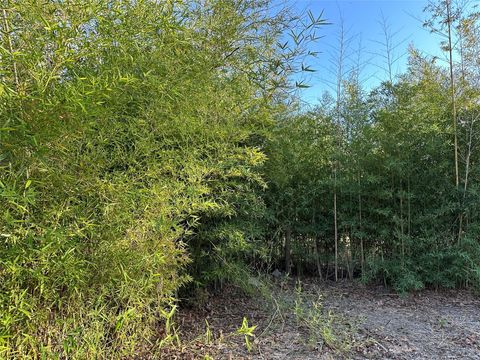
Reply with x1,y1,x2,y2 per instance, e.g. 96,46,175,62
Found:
165,280,480,359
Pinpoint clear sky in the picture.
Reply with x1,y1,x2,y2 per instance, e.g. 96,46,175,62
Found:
287,0,446,104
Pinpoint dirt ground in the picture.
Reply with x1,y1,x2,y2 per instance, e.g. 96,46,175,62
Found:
167,280,480,359
320,282,480,359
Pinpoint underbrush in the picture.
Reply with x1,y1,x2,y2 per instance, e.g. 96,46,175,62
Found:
0,0,279,356
158,275,360,359
290,280,359,354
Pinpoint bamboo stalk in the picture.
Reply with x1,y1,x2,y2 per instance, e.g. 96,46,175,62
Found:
2,6,19,90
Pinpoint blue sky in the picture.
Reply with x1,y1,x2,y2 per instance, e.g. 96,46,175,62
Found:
287,0,446,104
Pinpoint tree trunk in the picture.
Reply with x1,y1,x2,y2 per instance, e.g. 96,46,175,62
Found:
358,173,364,276
407,177,411,238
314,237,323,279
445,0,462,244
334,186,338,282
459,114,476,241
285,227,291,274
346,234,353,280
446,0,459,190
400,182,405,267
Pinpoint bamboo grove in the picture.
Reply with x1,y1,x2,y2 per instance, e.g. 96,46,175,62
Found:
0,0,479,357
264,0,480,292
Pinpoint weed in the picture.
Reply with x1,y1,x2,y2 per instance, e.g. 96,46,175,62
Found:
235,317,257,352
159,305,181,348
204,319,213,345
291,281,357,354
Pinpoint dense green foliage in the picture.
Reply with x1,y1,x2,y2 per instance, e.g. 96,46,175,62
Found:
0,0,323,356
264,4,480,292
1,0,479,357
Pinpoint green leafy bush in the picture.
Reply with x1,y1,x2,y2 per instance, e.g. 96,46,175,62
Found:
0,0,314,356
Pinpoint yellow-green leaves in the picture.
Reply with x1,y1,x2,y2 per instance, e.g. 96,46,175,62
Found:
236,317,256,352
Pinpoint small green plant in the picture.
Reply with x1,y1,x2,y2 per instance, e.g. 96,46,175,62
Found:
159,305,181,348
438,318,447,328
320,310,337,348
291,285,355,354
204,319,212,345
236,317,257,352
294,281,305,322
